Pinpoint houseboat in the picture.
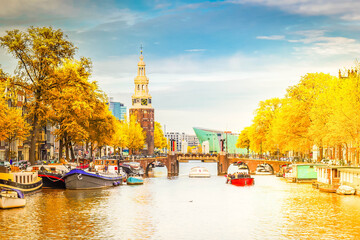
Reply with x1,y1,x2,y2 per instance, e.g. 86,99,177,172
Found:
315,165,349,192
27,163,70,189
288,163,325,183
64,159,125,190
189,167,211,178
337,167,360,195
0,166,42,194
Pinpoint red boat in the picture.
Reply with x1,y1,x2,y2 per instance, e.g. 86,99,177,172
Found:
227,176,254,186
226,161,254,186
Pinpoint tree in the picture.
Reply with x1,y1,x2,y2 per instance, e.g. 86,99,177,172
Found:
0,26,76,164
154,122,168,150
236,127,250,154
120,114,145,154
248,98,282,155
0,74,31,161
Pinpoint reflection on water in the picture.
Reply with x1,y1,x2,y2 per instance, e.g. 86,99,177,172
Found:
1,166,360,239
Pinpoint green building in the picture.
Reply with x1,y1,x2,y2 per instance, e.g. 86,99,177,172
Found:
192,127,246,154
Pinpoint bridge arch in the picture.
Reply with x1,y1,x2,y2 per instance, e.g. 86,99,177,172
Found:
255,163,274,174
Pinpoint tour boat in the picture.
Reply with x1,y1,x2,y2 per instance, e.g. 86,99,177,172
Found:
0,188,26,209
147,161,168,178
64,169,125,190
226,161,254,186
0,167,42,194
126,176,144,185
27,164,70,189
336,185,355,195
255,164,273,175
189,166,211,178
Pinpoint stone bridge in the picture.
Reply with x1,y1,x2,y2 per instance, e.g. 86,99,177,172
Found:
125,154,291,176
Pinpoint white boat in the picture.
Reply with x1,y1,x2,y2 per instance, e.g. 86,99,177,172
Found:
336,185,355,195
189,167,211,178
0,188,26,209
147,161,168,178
255,164,273,175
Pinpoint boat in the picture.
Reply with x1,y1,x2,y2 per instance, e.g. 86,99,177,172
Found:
336,185,355,195
64,169,124,190
27,164,70,189
127,176,144,185
255,163,273,175
147,161,168,178
0,166,42,194
319,186,337,193
189,167,211,178
0,188,26,209
120,162,144,176
226,161,254,186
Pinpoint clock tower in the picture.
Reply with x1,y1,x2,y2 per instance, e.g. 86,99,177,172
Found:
129,48,154,155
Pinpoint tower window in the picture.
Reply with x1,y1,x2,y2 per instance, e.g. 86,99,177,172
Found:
138,85,140,90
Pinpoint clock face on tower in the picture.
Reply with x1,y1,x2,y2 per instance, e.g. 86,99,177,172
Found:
141,98,148,105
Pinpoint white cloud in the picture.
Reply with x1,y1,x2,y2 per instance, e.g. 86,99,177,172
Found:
256,35,285,40
289,30,360,56
185,49,207,52
0,0,78,18
229,0,360,21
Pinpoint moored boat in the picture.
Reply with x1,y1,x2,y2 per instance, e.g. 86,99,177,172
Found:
27,164,70,189
189,167,211,178
64,169,124,190
0,167,42,194
147,161,168,178
336,185,355,195
226,161,254,186
255,163,273,175
127,176,144,185
120,162,144,176
0,188,26,209
319,187,337,193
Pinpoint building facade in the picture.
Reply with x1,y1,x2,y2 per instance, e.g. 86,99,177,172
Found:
129,49,154,155
108,97,127,121
164,132,200,152
193,127,246,154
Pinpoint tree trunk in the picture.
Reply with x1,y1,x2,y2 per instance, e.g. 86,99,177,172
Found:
90,142,93,159
70,141,76,160
59,138,63,161
29,114,39,165
319,146,323,161
64,134,69,161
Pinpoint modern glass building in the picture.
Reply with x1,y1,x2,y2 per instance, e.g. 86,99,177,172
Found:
109,98,127,121
193,127,247,154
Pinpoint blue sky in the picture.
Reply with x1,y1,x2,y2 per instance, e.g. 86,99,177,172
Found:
1,0,360,134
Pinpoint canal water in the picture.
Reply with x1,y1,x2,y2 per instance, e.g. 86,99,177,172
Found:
1,163,360,240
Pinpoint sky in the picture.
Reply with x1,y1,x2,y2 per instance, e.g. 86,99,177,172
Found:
1,0,360,135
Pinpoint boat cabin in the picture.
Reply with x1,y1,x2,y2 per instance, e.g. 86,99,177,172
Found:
93,159,119,173
316,166,349,186
338,167,360,195
291,164,325,183
11,172,39,185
